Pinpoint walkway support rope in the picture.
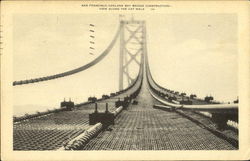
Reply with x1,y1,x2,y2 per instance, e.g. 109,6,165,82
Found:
13,25,121,86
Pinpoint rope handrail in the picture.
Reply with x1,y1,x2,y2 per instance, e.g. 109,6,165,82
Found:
13,25,121,86
145,48,238,115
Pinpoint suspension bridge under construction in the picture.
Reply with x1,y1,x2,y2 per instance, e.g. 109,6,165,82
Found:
13,19,238,150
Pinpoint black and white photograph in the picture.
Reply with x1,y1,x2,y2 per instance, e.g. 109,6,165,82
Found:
1,1,250,160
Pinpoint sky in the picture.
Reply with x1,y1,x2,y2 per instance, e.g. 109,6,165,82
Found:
13,14,238,116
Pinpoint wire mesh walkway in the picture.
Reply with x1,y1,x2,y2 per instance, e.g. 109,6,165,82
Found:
13,76,237,150
13,103,116,150
81,80,237,150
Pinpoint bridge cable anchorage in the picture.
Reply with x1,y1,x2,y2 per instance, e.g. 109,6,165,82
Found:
13,24,121,86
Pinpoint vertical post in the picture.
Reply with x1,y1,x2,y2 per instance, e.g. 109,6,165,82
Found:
119,21,124,91
105,103,109,113
124,51,130,85
95,103,98,113
141,21,145,67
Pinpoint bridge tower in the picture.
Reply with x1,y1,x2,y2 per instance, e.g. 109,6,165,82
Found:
119,19,145,90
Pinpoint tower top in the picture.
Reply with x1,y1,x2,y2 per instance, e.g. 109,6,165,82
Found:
120,20,145,24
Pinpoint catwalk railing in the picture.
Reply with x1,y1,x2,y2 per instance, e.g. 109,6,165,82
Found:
144,48,238,130
13,24,121,86
14,58,143,123
13,20,144,122
58,55,144,150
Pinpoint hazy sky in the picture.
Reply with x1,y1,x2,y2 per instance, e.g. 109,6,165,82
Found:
13,14,238,115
